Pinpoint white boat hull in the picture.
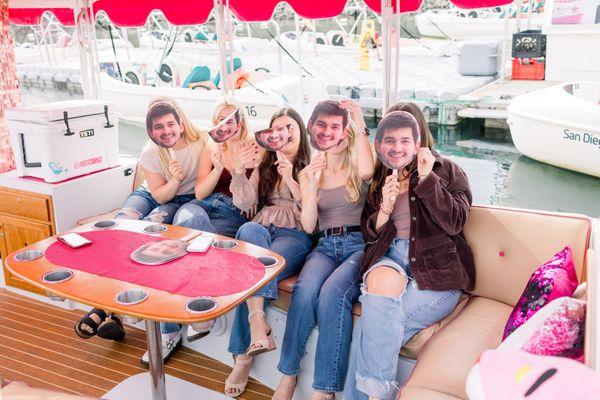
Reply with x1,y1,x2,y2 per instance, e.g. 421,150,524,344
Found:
507,82,600,178
99,72,328,131
416,10,544,39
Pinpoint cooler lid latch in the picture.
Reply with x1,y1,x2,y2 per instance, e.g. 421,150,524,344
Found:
63,111,74,136
104,105,114,128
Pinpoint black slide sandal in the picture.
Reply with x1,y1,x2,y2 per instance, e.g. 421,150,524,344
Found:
74,308,108,339
97,315,126,341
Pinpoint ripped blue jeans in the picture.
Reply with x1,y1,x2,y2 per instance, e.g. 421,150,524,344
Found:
344,238,461,400
116,187,195,224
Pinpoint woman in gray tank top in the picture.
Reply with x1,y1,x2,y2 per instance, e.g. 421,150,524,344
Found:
273,100,375,400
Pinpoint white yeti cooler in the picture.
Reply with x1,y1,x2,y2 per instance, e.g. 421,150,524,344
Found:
6,100,119,183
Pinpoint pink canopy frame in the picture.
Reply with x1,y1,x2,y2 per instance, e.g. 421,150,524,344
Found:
9,0,514,27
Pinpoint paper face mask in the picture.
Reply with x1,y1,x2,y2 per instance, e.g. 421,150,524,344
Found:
308,106,349,151
208,108,241,143
374,111,421,170
255,124,292,152
147,112,183,149
131,239,188,265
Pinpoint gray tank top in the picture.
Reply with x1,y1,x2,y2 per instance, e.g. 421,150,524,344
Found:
317,185,365,231
392,191,410,239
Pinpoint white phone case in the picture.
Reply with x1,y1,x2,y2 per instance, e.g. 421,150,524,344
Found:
186,236,214,253
58,232,92,248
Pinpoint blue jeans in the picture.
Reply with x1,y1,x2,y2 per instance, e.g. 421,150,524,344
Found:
277,231,364,392
162,193,248,334
116,187,195,223
172,192,247,238
227,222,313,355
344,238,461,400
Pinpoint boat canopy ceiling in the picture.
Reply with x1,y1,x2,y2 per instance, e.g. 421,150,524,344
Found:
8,0,515,27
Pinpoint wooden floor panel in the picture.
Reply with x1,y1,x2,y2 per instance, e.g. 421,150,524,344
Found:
0,288,273,399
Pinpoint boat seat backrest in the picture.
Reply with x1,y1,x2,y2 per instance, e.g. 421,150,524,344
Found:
181,65,211,88
463,206,591,307
213,57,242,87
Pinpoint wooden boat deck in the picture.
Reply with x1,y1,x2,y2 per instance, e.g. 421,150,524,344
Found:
0,288,273,399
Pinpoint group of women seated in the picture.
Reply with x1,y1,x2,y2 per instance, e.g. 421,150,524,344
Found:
73,95,475,400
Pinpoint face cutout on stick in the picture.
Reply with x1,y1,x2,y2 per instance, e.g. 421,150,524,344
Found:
208,108,241,143
308,101,350,151
255,124,292,152
147,112,184,149
374,111,421,171
131,239,188,265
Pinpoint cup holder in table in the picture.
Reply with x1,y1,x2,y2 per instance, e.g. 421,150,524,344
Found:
92,220,118,229
257,255,279,268
115,288,149,306
185,297,218,314
14,250,43,262
42,269,73,284
212,239,238,249
143,224,168,234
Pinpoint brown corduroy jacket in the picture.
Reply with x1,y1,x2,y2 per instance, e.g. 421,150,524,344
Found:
359,152,476,291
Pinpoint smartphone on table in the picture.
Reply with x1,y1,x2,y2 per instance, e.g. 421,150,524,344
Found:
57,233,92,248
186,236,214,253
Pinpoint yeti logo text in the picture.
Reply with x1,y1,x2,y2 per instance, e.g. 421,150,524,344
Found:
79,129,95,138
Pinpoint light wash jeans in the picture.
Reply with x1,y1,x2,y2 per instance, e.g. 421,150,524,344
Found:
162,192,248,335
172,192,248,238
344,238,461,400
278,230,364,393
116,187,195,224
227,222,313,355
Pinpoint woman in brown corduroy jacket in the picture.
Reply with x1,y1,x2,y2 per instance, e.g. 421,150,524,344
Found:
343,103,475,400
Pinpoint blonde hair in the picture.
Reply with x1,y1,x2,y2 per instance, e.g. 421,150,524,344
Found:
343,120,363,205
210,98,250,149
147,97,207,178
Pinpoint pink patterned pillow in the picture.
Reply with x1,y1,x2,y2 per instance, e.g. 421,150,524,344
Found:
502,246,578,340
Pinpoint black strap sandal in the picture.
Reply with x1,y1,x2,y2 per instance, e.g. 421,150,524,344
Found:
74,308,108,339
97,315,126,341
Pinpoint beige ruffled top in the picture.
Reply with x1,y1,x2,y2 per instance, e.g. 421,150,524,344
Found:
231,169,302,230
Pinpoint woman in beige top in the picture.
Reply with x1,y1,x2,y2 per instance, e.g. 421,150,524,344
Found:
223,108,313,397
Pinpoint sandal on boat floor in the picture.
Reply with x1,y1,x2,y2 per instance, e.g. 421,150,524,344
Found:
97,315,126,341
246,310,275,357
74,308,108,339
186,324,211,342
224,356,253,398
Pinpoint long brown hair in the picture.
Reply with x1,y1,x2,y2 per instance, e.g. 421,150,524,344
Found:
257,108,311,209
367,102,435,207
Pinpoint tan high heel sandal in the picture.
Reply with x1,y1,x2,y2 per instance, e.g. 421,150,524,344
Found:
246,309,276,357
224,356,253,398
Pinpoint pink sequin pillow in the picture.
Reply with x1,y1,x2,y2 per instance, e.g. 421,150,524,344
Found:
502,246,578,340
521,298,586,360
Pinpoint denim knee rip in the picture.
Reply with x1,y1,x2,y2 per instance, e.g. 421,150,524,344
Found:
116,207,142,220
145,210,170,223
